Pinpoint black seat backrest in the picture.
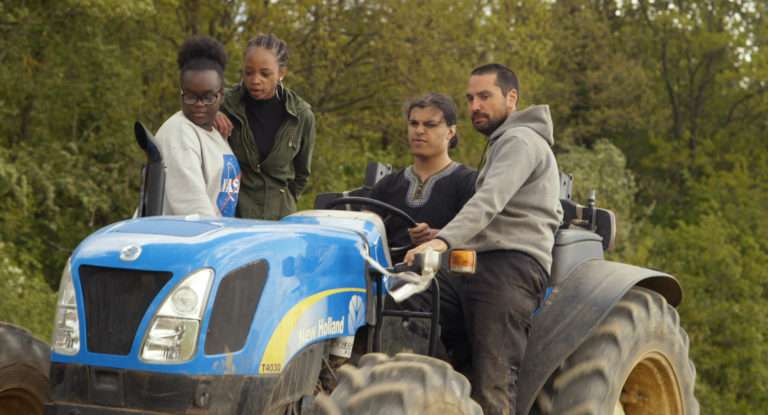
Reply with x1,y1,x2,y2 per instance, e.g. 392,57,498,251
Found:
135,121,165,217
364,162,393,187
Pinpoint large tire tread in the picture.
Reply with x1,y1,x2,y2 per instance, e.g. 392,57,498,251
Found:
313,352,481,415
535,287,699,415
0,323,50,415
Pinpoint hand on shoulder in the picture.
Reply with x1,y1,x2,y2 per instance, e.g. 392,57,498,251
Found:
213,112,233,138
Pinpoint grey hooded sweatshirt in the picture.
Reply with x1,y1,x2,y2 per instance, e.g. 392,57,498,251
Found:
437,105,563,273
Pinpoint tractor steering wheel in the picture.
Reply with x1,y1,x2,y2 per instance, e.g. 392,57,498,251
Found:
324,196,418,255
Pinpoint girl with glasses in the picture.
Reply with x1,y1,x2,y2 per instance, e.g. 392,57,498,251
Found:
154,36,241,217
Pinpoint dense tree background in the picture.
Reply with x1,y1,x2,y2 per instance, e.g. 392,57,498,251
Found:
1,0,766,412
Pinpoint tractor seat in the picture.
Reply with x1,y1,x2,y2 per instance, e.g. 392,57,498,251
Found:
556,171,616,252
559,199,616,252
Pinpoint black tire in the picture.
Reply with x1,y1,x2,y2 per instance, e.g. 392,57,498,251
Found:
535,287,699,415
312,352,482,415
0,322,50,415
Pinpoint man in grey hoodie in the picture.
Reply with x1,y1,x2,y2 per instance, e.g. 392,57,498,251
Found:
405,64,563,415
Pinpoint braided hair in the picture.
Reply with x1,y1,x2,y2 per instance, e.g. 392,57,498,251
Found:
244,33,289,69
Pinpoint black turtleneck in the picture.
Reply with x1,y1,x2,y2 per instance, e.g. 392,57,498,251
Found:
244,92,288,161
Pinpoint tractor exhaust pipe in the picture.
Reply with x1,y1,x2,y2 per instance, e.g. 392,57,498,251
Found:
134,121,165,217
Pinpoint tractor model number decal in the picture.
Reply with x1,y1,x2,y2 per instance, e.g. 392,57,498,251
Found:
260,362,281,373
259,288,366,374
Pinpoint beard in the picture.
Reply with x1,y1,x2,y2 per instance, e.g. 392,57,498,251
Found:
472,112,507,136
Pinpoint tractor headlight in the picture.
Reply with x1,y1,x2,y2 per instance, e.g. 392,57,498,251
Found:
141,268,213,363
52,259,80,355
171,287,199,314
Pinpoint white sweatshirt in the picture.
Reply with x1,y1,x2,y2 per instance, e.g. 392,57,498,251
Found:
154,111,241,217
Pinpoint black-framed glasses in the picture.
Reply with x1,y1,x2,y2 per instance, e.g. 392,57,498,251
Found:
180,90,221,106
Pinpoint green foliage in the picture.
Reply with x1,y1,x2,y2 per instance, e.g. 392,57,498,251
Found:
541,0,657,148
0,241,56,339
629,214,768,412
556,140,639,255
1,1,766,412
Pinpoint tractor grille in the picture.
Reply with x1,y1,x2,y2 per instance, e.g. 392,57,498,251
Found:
79,265,172,355
205,260,268,354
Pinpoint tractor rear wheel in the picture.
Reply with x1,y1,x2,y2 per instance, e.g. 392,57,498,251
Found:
0,323,50,415
535,287,699,415
311,352,481,415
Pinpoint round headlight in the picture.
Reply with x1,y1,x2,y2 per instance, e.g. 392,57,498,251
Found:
171,286,199,314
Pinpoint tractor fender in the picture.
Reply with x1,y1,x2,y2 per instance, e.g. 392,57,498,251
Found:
517,259,682,414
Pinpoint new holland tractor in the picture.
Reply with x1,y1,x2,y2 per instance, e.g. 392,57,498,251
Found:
1,122,698,415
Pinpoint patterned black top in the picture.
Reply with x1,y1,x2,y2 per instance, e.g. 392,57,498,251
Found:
370,162,477,262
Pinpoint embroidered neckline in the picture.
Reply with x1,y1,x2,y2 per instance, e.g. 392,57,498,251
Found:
404,162,458,208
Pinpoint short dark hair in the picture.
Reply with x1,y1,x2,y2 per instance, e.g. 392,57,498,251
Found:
404,92,460,149
471,63,520,100
177,36,227,83
245,33,289,69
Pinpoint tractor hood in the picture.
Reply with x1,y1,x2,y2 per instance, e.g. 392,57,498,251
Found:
55,211,387,376
73,212,390,274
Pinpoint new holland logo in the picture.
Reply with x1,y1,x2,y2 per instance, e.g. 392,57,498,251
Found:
120,245,142,261
348,295,364,329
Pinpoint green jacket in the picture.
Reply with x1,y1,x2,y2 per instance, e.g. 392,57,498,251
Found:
221,84,316,220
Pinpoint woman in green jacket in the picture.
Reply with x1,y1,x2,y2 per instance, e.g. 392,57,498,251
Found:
218,33,316,220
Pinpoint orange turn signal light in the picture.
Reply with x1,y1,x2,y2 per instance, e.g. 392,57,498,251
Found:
448,250,476,275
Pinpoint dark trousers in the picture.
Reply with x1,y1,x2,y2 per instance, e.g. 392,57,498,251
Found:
401,250,547,415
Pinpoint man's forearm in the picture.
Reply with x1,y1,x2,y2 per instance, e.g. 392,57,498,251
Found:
438,136,536,247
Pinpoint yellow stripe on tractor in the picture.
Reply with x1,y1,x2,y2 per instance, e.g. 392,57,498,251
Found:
259,288,366,374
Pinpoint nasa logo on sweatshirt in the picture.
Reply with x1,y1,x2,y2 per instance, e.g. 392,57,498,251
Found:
217,154,241,217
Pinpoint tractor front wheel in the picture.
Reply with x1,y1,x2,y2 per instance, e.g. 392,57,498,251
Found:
0,323,50,415
312,352,481,415
535,287,699,415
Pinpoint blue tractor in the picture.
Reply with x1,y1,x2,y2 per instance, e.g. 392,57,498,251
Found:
2,123,698,415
